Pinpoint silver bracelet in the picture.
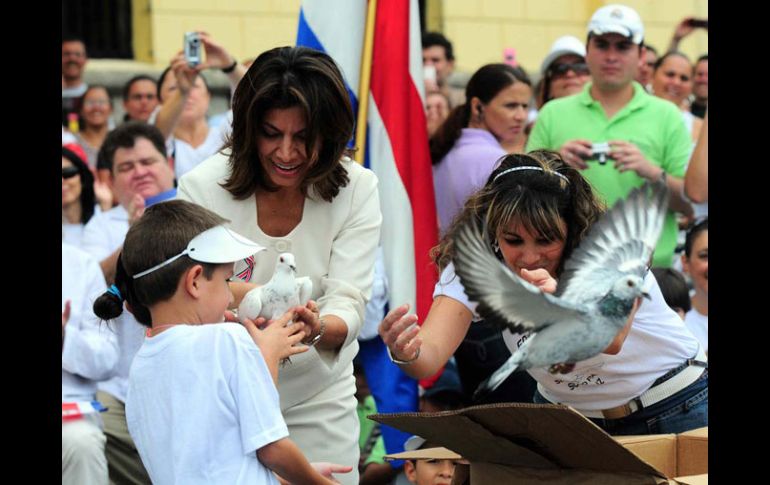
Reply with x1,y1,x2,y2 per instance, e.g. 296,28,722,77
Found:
387,345,420,365
304,317,326,347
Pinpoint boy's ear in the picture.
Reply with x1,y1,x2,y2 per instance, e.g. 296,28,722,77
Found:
184,264,205,298
404,460,417,482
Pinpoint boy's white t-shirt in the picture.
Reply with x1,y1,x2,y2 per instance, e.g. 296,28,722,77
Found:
433,262,699,411
126,323,288,485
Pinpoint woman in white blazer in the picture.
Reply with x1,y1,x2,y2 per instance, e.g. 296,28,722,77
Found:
178,46,381,485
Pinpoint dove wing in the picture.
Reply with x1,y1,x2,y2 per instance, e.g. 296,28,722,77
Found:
558,181,669,303
296,277,313,305
452,219,590,333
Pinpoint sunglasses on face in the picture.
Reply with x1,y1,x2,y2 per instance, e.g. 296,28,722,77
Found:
549,62,589,78
62,166,80,179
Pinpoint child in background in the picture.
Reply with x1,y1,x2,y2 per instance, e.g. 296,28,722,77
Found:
354,362,398,485
650,267,691,320
402,436,460,485
93,200,343,485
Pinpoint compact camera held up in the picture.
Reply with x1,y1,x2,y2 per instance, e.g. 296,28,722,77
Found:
184,32,202,67
580,142,612,165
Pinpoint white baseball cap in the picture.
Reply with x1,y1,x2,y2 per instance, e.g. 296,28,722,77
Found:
133,225,265,279
587,4,644,45
540,36,586,75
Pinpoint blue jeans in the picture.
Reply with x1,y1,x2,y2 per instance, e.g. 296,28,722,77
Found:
533,369,708,436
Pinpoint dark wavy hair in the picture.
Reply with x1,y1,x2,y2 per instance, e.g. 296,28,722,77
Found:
93,200,227,326
435,150,605,275
222,46,354,202
62,145,96,224
653,50,691,72
430,64,530,165
684,218,708,258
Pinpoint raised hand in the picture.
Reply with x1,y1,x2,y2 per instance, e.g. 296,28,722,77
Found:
378,303,422,362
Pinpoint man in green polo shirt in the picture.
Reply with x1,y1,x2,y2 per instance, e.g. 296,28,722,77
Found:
527,4,693,267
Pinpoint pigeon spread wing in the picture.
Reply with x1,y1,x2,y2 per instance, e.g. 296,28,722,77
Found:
557,181,669,303
452,219,589,334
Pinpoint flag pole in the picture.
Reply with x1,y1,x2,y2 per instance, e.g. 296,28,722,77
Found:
354,0,377,165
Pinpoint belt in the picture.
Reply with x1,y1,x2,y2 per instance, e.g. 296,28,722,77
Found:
582,347,708,420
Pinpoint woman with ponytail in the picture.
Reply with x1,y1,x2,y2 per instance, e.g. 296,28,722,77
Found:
432,64,531,235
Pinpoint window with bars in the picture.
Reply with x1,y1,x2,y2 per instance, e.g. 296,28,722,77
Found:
62,0,133,59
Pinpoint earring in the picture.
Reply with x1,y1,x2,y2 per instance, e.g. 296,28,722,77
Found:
492,240,501,256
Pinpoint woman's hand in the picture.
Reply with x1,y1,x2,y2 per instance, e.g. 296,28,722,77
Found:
293,300,321,342
93,179,114,212
169,51,202,95
127,194,146,226
196,31,235,70
520,268,557,294
378,303,422,362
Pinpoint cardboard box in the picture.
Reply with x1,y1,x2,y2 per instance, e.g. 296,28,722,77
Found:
616,427,708,478
616,434,679,478
372,403,707,484
677,427,708,477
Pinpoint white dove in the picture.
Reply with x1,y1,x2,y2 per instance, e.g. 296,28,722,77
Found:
452,182,668,398
238,253,313,323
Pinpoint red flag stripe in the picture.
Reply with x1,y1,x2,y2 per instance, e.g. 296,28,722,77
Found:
370,0,438,321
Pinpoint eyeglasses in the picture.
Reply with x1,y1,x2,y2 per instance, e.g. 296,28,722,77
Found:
83,99,110,108
62,166,80,179
549,62,590,78
128,93,157,101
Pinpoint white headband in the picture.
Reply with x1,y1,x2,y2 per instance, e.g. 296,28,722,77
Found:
493,166,570,184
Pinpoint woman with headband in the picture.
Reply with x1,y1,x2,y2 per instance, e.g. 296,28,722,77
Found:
380,151,707,435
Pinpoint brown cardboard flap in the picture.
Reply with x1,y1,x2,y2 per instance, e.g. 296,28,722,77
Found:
469,462,668,485
673,474,708,485
616,434,678,478
371,403,665,478
374,411,556,469
676,427,708,476
384,447,462,461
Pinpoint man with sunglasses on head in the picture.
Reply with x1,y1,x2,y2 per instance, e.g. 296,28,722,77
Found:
528,3,693,268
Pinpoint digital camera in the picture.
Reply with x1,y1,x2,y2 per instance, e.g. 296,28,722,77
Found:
184,32,201,67
589,142,611,165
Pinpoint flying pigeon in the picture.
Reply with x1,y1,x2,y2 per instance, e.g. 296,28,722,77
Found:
452,181,668,398
238,253,313,323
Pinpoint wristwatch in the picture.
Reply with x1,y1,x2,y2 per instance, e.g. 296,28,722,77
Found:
221,59,238,74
